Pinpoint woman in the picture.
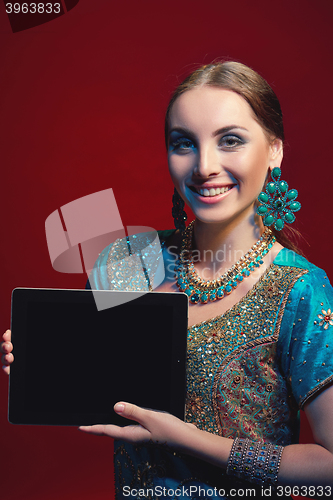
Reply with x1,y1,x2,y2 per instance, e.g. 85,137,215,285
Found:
2,61,333,498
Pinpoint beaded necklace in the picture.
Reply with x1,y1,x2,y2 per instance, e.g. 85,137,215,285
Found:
174,221,276,305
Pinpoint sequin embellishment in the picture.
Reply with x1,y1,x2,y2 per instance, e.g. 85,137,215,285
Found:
106,232,163,291
317,308,333,329
186,264,307,443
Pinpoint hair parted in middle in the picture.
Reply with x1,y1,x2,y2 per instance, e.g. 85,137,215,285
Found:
164,61,284,148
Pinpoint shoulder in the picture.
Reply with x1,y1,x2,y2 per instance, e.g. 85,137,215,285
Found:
273,249,333,322
273,248,329,288
87,229,176,290
274,248,332,353
96,229,175,261
267,248,332,319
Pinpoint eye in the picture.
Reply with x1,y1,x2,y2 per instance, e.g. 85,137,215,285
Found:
219,135,245,149
169,137,196,153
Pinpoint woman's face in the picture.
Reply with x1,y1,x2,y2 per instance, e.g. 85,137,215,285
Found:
167,86,283,227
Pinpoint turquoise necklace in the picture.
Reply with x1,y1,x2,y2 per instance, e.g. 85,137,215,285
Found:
175,221,276,305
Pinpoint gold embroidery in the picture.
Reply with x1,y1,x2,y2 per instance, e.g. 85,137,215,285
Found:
186,265,308,441
213,343,298,444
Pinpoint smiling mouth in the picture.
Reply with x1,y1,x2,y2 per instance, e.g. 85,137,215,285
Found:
190,185,234,197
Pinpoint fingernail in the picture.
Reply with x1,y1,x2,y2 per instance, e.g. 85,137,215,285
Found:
114,403,125,413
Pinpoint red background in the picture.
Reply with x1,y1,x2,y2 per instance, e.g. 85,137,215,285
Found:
1,1,332,499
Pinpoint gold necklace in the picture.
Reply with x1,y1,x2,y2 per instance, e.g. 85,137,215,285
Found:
174,221,276,305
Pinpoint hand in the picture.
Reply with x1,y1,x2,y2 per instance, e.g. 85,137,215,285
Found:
1,330,13,375
79,402,197,452
80,402,234,467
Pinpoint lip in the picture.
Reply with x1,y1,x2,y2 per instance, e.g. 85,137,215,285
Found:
190,183,235,190
188,184,236,204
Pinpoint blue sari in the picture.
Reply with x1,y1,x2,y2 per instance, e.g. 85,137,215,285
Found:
88,231,333,499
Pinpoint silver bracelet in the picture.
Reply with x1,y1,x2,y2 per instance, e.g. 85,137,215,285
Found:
226,438,284,485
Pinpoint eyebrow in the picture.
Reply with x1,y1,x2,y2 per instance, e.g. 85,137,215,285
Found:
169,127,195,138
212,125,248,137
169,125,248,137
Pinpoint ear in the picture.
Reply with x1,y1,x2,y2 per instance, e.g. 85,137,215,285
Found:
269,138,283,169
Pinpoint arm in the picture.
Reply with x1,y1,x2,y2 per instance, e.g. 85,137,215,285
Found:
80,384,333,488
277,383,333,486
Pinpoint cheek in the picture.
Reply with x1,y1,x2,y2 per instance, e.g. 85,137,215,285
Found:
236,146,270,184
168,156,192,184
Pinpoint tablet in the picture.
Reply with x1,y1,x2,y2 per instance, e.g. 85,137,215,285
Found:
9,288,188,426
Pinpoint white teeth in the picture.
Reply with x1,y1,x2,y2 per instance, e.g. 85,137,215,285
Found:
198,186,230,197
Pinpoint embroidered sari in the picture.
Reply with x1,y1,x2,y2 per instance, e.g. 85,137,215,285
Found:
88,231,333,499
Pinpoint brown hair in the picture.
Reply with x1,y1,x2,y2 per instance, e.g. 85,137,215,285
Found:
165,61,303,254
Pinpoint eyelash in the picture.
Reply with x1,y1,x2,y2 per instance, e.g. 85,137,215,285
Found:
220,135,244,148
169,135,244,152
169,138,195,152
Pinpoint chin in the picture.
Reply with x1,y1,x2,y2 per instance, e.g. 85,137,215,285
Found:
191,211,233,226
191,205,257,228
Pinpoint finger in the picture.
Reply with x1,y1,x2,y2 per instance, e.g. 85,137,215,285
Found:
1,353,14,365
78,402,151,442
0,342,13,354
2,330,11,343
1,364,10,375
79,423,125,437
78,423,150,442
113,402,148,425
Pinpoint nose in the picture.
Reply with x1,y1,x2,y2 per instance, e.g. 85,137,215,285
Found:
194,145,221,178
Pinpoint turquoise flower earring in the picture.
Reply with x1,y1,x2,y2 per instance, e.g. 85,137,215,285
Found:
257,167,301,231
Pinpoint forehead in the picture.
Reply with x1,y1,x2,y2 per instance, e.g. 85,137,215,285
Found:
169,86,258,131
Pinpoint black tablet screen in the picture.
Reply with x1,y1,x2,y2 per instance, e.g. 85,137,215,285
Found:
9,289,188,426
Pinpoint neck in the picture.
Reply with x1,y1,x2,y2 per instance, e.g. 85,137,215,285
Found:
191,214,265,278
